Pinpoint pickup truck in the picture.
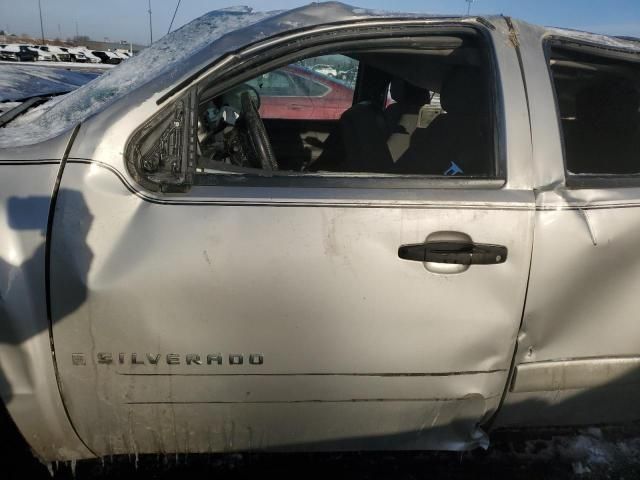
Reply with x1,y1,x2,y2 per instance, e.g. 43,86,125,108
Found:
0,2,638,463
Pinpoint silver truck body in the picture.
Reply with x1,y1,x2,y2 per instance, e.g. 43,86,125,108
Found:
0,2,638,462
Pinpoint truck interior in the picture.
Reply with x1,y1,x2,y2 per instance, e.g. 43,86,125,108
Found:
194,31,497,179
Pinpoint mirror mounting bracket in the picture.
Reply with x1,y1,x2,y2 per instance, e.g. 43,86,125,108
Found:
125,88,197,193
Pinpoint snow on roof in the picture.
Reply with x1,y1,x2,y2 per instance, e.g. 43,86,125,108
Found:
0,2,455,148
1,45,28,53
0,2,421,148
545,27,640,53
0,7,278,147
2,2,636,149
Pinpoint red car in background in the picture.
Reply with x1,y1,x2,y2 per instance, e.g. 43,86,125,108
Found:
247,65,355,120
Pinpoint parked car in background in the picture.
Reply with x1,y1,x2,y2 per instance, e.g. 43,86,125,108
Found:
0,44,37,61
59,47,88,63
26,45,54,61
91,50,122,64
337,66,357,85
34,45,70,62
244,64,354,120
111,50,129,62
0,2,639,465
311,63,338,77
115,49,132,59
76,47,101,63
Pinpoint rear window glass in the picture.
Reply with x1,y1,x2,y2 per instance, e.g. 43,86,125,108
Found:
549,45,640,176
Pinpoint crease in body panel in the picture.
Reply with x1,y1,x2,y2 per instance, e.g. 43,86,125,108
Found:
578,208,598,246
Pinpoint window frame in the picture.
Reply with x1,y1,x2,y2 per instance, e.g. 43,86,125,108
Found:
128,22,507,192
543,37,640,189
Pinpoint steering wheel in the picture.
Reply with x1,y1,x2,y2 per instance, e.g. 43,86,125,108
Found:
240,91,278,171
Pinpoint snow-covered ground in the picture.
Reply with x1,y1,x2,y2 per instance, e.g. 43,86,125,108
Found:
1,420,639,479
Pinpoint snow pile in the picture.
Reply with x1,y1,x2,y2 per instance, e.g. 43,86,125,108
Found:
0,65,98,102
497,426,640,477
0,7,277,147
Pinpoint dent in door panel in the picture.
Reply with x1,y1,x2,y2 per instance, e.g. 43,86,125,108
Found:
496,189,640,427
51,161,533,453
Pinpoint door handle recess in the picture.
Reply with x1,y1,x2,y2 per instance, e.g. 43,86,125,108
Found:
398,241,507,265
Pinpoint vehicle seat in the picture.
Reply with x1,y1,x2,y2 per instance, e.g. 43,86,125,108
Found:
384,79,431,162
396,67,491,175
564,79,640,174
337,101,394,173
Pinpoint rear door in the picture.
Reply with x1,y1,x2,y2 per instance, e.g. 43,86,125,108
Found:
496,23,640,427
49,19,534,454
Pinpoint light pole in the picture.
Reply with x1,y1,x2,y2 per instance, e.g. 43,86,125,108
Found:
168,0,182,34
121,39,133,56
148,0,153,45
38,0,45,45
465,0,475,15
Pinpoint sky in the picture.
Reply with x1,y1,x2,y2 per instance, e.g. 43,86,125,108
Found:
0,0,639,46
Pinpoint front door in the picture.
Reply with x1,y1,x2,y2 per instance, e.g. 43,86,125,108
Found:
50,179,534,454
49,19,534,455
